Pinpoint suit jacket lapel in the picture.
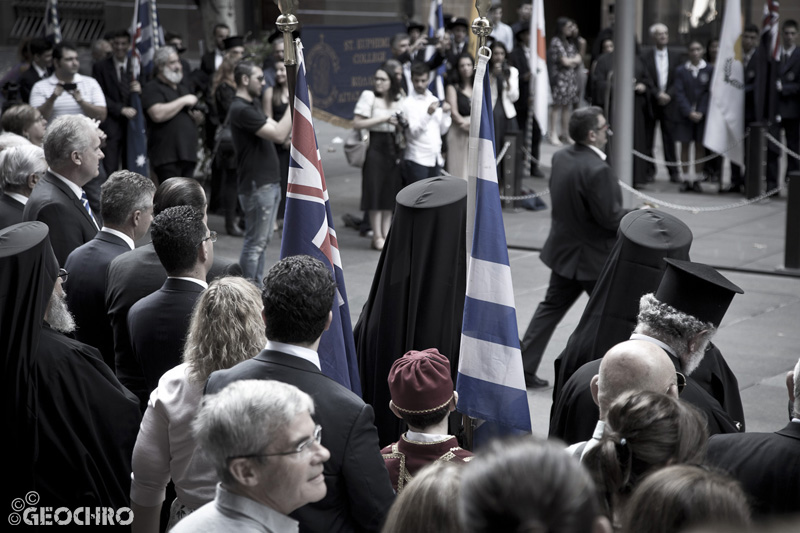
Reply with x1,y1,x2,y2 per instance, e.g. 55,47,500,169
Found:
45,172,96,229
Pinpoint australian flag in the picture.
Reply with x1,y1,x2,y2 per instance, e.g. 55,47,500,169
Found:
455,51,531,446
127,0,163,176
281,44,362,396
43,0,62,43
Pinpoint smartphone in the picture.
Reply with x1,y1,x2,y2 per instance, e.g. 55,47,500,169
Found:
62,83,77,91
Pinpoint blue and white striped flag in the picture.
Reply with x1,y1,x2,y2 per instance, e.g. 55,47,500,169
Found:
425,0,446,100
281,44,362,396
43,0,62,43
455,51,531,443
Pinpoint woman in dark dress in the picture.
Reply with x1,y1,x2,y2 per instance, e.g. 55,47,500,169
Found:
673,40,712,192
352,67,404,251
262,60,291,224
548,18,582,145
445,53,474,180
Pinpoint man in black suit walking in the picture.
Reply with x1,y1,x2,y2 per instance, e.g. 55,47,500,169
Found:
0,145,45,229
93,29,142,175
128,205,213,393
23,114,103,264
206,255,395,533
641,23,682,183
519,106,627,388
64,170,155,370
706,357,800,516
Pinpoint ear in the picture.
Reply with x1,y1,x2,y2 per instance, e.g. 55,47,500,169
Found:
389,400,404,420
787,371,796,405
197,237,210,264
131,209,142,228
70,150,82,166
687,330,709,354
590,374,600,407
228,458,260,488
261,308,267,327
27,172,40,190
323,310,333,332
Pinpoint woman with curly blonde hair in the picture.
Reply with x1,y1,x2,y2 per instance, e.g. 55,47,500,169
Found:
130,276,266,533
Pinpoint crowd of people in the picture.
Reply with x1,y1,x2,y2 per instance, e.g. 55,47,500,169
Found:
1,2,799,532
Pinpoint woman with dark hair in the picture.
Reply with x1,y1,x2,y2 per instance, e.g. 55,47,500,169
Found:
459,437,612,533
548,18,583,145
622,465,751,533
582,391,709,525
129,277,267,532
263,60,291,224
489,40,519,150
211,57,242,235
673,40,712,192
352,66,404,251
1,103,47,146
445,53,474,180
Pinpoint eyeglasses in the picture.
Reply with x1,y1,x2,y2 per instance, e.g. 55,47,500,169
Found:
675,371,686,394
57,268,69,283
200,231,217,245
227,424,323,461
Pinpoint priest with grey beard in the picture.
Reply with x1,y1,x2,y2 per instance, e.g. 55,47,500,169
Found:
28,267,142,510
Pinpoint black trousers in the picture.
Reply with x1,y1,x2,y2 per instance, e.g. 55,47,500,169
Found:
520,270,596,377
645,110,680,179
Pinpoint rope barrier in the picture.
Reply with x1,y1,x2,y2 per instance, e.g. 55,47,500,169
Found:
631,132,748,166
617,180,784,211
766,133,800,161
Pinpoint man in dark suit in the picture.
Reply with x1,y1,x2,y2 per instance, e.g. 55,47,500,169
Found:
206,255,395,533
64,170,155,370
518,106,627,388
0,144,45,229
128,205,212,393
23,114,102,264
92,29,142,175
19,38,53,103
767,19,800,192
705,357,800,517
641,23,682,183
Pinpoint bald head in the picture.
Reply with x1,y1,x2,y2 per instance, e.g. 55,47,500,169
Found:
591,340,677,419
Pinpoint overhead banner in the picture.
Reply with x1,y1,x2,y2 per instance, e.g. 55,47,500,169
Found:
302,22,405,126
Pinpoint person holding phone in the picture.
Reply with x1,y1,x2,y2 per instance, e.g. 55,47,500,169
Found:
29,41,107,122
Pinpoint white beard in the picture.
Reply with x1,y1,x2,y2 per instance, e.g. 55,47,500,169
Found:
46,289,76,334
163,69,183,85
681,338,710,376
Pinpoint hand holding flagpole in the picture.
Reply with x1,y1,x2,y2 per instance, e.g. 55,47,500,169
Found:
277,0,299,117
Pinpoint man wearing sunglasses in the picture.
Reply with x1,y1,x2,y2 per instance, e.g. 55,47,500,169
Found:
207,255,394,532
172,379,330,532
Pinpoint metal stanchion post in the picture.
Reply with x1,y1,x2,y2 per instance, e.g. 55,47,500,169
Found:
746,123,766,199
785,171,800,272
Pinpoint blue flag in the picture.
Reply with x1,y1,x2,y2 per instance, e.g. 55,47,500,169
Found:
281,44,362,396
43,0,62,43
455,51,531,445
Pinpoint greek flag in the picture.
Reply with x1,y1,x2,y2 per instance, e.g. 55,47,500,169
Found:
455,51,531,443
281,44,362,396
43,0,62,43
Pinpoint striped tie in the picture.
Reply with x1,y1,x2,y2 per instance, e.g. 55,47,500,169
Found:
80,190,99,229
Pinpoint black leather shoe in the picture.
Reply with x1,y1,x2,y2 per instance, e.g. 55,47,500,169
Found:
692,181,703,193
679,181,691,192
525,374,549,388
720,184,742,194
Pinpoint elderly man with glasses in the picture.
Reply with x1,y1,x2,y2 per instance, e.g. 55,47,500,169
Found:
171,379,330,532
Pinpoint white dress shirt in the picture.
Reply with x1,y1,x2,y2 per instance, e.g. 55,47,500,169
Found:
400,89,452,167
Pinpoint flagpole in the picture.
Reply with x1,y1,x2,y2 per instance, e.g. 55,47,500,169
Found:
277,0,299,118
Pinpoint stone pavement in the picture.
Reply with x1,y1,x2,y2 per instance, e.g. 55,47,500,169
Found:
209,117,799,438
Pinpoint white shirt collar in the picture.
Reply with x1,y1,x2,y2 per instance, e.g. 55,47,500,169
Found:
629,333,678,358
113,57,128,70
48,168,83,199
33,63,48,77
784,46,796,57
100,227,135,250
4,191,28,205
169,276,209,289
585,144,607,160
404,430,452,443
266,340,321,371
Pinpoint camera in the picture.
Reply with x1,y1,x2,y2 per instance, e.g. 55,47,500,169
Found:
62,83,77,91
394,111,409,130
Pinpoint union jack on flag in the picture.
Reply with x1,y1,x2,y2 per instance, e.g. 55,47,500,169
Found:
130,0,164,81
762,0,781,60
281,44,362,396
43,0,62,43
455,50,531,445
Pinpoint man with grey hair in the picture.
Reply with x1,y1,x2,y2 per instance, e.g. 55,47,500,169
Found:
706,357,800,516
0,144,46,228
23,114,103,264
566,340,680,461
170,380,330,532
64,170,155,369
142,45,203,181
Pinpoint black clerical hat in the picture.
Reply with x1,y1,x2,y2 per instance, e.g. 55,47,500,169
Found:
223,36,245,50
407,20,426,33
655,258,743,327
447,17,469,31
